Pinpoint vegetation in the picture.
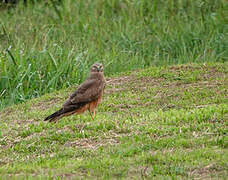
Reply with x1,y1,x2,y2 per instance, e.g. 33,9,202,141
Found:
0,0,227,109
0,63,227,179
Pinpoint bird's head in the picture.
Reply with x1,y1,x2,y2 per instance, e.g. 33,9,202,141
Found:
90,63,104,73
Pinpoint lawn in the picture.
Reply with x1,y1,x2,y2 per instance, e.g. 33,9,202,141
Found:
0,0,227,108
0,63,227,179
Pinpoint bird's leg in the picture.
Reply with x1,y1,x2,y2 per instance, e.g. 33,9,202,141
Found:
89,109,95,120
89,110,93,120
93,110,96,120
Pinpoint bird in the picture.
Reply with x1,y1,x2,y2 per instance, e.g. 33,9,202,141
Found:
44,63,106,123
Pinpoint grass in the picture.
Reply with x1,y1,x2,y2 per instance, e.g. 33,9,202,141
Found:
0,0,227,109
0,63,227,179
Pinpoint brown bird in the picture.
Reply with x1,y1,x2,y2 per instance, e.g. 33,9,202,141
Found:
44,63,106,123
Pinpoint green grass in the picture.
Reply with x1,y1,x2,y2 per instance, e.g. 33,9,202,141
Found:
0,63,227,179
0,0,227,109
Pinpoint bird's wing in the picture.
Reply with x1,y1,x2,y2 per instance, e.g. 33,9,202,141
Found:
63,79,102,107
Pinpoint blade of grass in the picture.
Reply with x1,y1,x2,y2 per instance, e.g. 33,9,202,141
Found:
48,52,58,70
6,49,17,66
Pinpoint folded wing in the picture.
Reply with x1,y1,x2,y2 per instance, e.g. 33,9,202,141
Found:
63,79,102,108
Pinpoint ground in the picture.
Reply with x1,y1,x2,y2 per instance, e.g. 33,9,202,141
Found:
0,63,227,179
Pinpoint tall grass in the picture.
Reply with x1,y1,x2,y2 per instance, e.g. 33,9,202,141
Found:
0,0,227,109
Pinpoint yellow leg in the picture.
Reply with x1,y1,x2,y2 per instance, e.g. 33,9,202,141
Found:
89,109,96,120
93,110,96,120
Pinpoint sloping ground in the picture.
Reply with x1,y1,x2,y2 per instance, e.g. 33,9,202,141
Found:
0,63,227,179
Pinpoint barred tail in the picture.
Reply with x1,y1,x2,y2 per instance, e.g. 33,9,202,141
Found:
44,102,87,123
44,108,63,122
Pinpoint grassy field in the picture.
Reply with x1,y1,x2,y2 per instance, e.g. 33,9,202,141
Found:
0,0,227,108
0,63,227,179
